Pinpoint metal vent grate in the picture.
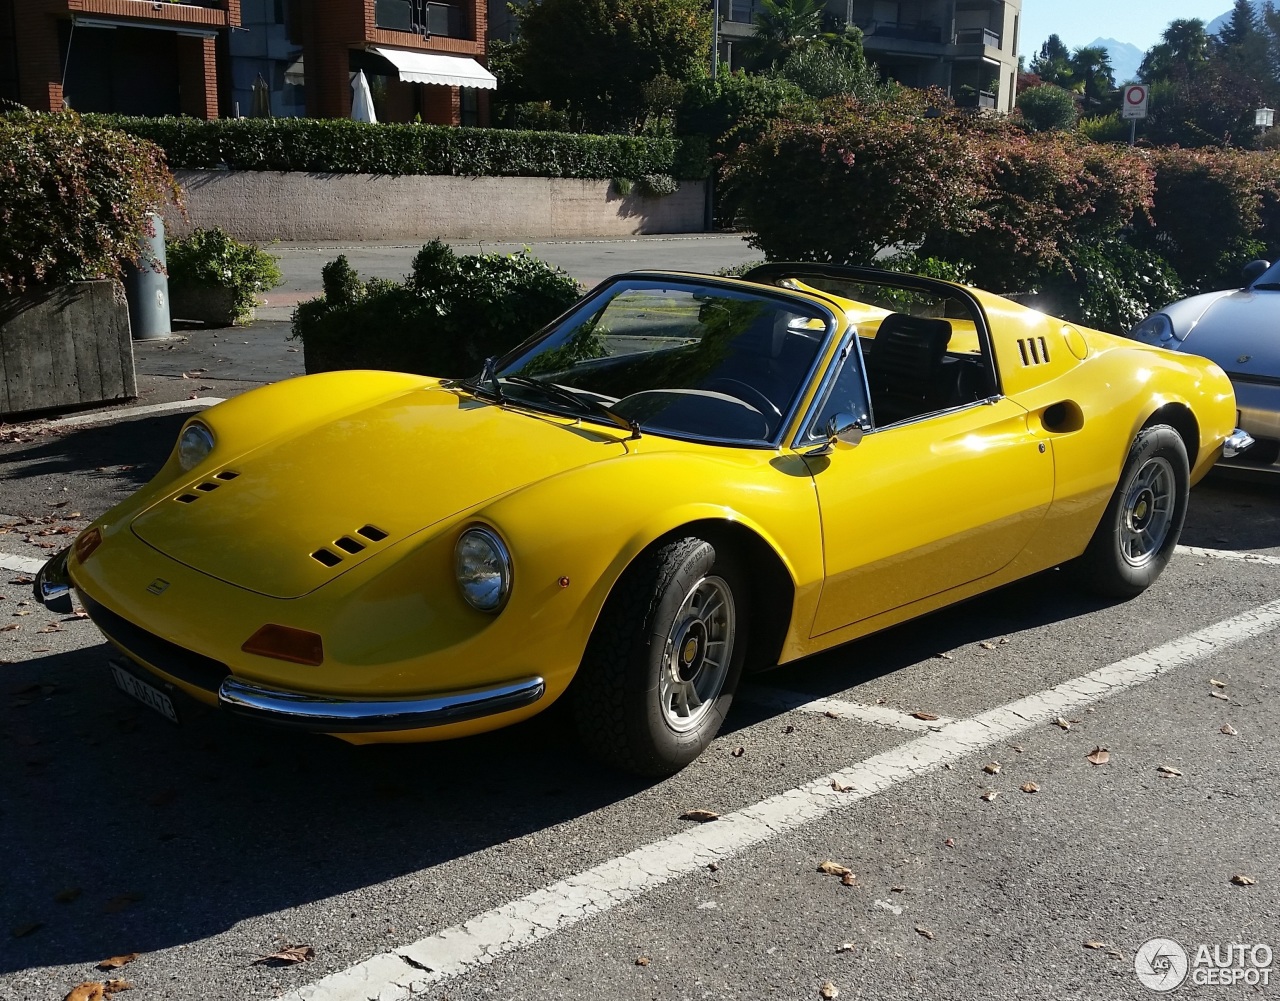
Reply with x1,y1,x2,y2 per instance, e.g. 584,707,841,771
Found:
1017,337,1051,366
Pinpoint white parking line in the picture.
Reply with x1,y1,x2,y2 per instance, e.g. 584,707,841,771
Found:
741,687,953,730
1176,545,1280,567
287,598,1280,1001
0,552,46,576
40,397,225,428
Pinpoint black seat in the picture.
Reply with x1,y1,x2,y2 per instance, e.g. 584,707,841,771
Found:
865,312,952,426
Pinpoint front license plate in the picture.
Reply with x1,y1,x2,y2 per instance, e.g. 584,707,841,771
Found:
111,662,179,723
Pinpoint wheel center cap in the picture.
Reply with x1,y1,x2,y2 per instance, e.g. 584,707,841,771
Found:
682,637,699,664
677,620,707,681
1132,489,1154,528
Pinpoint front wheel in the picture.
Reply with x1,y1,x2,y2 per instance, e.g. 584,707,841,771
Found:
1077,424,1189,599
571,536,747,777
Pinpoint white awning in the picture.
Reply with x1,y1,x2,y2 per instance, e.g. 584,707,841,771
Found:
370,47,497,90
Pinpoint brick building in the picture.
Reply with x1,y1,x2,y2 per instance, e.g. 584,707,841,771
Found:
0,0,494,124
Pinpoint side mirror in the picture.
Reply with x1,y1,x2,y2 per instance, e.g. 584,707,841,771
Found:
1243,260,1271,286
825,412,865,447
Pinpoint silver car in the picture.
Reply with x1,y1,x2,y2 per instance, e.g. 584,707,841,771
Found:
1129,260,1278,472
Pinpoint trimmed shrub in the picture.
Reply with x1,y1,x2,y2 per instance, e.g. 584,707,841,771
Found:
1078,112,1131,144
1015,84,1078,132
75,115,710,180
0,111,178,295
677,73,813,156
166,227,282,325
293,241,583,378
1038,240,1185,334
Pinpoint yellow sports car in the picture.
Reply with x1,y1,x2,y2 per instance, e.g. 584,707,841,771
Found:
37,264,1252,775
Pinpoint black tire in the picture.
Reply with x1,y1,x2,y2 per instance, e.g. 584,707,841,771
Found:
1078,424,1189,599
571,536,747,777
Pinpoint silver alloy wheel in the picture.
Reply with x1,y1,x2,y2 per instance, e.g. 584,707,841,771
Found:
659,575,735,733
1120,455,1176,567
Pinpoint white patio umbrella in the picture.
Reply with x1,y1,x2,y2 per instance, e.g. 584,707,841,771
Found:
351,70,377,123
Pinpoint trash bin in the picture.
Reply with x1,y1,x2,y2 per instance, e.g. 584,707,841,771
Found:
123,211,172,340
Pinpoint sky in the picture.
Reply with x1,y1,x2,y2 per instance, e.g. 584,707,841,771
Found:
1019,1,1236,54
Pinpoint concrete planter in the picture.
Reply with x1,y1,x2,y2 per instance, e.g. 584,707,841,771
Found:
170,283,254,326
0,281,136,418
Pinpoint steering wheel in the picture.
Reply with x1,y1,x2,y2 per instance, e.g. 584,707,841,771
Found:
704,379,782,420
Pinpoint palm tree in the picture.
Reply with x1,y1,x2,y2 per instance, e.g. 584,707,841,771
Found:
1140,18,1210,81
747,0,826,69
1070,45,1115,107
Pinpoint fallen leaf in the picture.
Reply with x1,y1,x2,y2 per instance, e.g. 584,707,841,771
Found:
1084,940,1109,950
1230,874,1256,886
103,981,132,995
819,981,839,1000
818,861,853,877
915,926,935,940
635,956,650,967
1086,746,1110,766
54,887,81,903
944,837,956,847
707,862,719,872
11,921,42,937
679,809,719,823
1020,782,1040,793
980,789,1000,802
982,761,1001,775
823,710,840,719
783,725,795,734
1221,724,1238,736
1210,691,1230,701
253,944,315,965
1157,765,1183,776
12,609,31,616
0,624,18,632
1209,678,1226,688
1008,743,1024,753
835,942,855,953
96,953,139,971
1052,717,1071,731
840,872,857,886
830,779,854,792
935,652,953,660
63,984,105,1001
890,885,905,892
979,641,997,650
910,711,939,721
731,746,745,758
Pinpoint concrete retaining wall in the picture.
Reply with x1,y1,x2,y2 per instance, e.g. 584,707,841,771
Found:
0,281,136,418
167,171,708,243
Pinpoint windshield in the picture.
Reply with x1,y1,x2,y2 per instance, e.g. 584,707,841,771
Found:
491,278,833,444
1251,260,1280,288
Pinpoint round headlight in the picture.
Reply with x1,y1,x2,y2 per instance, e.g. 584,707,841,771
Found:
455,527,513,613
1128,313,1176,347
177,421,215,470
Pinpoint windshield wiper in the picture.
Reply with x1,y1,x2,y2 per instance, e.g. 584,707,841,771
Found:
1250,282,1280,290
503,375,641,440
464,356,506,403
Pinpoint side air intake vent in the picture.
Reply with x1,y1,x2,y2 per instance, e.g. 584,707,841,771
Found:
311,548,343,568
1017,337,1051,366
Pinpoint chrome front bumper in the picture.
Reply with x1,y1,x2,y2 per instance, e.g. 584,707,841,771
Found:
1223,426,1256,459
33,546,74,614
217,675,546,732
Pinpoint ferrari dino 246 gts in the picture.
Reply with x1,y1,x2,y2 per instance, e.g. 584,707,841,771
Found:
38,265,1252,775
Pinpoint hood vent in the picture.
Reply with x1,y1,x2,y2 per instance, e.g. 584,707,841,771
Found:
310,525,390,569
1017,337,1051,366
173,469,241,504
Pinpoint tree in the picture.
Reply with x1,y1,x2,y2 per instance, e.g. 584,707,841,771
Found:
1029,35,1075,89
745,0,827,70
1070,45,1115,108
771,32,881,99
1140,18,1210,82
1219,0,1259,47
513,0,711,133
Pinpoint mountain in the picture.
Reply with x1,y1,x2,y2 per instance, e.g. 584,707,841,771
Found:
1085,38,1144,84
1208,2,1260,37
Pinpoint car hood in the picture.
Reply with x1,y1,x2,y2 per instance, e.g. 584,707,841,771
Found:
131,387,628,599
1177,290,1280,375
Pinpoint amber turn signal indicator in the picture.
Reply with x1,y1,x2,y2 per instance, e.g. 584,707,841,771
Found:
241,624,325,666
74,527,102,564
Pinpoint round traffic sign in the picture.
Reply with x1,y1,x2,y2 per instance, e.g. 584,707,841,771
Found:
1125,84,1148,106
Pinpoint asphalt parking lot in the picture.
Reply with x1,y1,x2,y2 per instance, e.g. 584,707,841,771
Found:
2,237,1278,1000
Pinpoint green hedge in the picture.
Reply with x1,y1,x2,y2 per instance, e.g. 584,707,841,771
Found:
78,115,710,180
293,242,583,378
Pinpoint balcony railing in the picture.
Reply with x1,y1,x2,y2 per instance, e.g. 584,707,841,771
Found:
857,20,944,44
954,27,1000,48
954,89,997,109
375,0,464,37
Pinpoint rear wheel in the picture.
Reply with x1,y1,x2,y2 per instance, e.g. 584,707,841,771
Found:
1078,425,1189,599
572,536,746,777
